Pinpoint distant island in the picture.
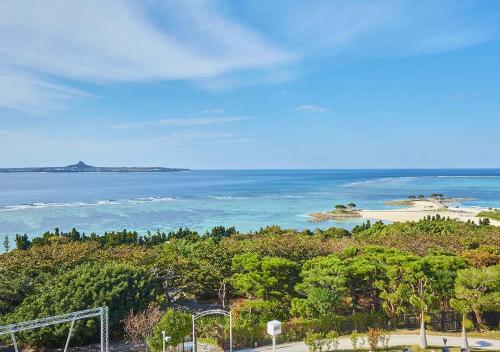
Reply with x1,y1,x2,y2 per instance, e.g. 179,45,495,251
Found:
0,161,189,173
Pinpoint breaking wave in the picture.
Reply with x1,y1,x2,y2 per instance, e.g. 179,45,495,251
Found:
0,196,178,212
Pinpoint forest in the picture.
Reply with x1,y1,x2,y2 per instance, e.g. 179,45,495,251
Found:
0,217,499,351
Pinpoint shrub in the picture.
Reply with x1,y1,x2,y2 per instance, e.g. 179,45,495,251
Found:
124,302,162,351
325,331,339,350
378,330,391,349
367,328,381,350
146,308,192,352
231,299,287,347
304,331,339,352
351,330,362,350
304,332,325,352
3,262,160,348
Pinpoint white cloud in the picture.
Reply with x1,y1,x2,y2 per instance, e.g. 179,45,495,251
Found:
0,70,89,113
295,104,328,113
202,108,225,114
113,116,248,129
0,0,292,111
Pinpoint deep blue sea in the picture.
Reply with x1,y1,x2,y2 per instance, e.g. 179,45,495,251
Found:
1,169,500,244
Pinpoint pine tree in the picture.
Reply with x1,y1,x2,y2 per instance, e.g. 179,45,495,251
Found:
3,235,10,253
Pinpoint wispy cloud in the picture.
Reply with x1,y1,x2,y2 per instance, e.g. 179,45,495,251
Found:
1,0,500,112
0,69,90,113
0,0,291,111
202,108,225,114
113,116,248,129
295,104,328,113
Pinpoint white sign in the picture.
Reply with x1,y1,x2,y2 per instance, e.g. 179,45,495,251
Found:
267,320,282,336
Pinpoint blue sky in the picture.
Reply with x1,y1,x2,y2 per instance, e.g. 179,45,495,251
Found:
1,0,500,169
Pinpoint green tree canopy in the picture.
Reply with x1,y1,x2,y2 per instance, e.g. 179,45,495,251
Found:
232,253,300,300
3,262,161,347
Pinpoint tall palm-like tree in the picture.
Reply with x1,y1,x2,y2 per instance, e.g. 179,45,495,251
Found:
410,295,428,348
450,298,472,351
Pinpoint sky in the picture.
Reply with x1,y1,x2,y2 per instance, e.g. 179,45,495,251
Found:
1,0,500,169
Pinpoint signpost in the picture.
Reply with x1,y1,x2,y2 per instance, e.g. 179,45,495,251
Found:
267,320,281,352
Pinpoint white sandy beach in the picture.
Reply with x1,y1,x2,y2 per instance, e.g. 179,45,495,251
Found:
360,199,500,226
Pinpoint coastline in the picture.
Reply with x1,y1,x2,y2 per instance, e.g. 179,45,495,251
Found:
309,199,500,226
360,199,500,226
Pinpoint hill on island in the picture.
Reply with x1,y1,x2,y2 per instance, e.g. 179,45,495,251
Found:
0,161,189,173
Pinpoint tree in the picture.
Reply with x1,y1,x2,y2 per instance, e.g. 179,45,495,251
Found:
4,262,161,347
15,234,30,250
407,195,417,200
450,298,472,351
295,254,349,317
335,204,347,210
454,265,500,331
205,226,237,242
3,235,10,253
409,295,428,348
232,299,287,347
146,308,192,352
421,254,468,329
232,253,300,300
347,203,357,208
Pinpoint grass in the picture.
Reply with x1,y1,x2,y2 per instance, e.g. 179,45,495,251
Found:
477,209,500,221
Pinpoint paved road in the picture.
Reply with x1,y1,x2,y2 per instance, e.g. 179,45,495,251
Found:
240,334,500,352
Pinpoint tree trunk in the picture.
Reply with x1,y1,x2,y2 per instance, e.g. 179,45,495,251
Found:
420,313,428,349
474,310,483,332
461,324,470,351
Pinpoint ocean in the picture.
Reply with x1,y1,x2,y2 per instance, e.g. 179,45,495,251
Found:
1,169,500,244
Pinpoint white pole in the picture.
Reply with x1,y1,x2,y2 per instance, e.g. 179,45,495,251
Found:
64,319,76,352
11,332,19,352
162,330,166,352
192,314,196,352
229,311,233,352
272,335,276,352
100,307,104,352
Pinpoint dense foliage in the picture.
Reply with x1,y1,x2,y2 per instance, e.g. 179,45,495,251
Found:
0,218,499,348
1,262,161,347
477,209,500,221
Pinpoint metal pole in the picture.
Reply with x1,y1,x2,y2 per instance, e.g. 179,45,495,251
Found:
11,332,19,352
229,311,232,352
100,307,104,352
192,314,196,352
105,306,109,352
272,335,276,352
64,319,76,352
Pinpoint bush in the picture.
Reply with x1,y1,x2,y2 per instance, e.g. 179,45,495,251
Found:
367,328,381,350
232,299,287,347
3,262,161,348
351,330,365,350
378,330,391,349
304,330,339,352
124,303,162,351
146,308,192,352
304,332,325,352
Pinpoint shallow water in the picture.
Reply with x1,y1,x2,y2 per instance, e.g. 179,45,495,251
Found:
1,169,499,243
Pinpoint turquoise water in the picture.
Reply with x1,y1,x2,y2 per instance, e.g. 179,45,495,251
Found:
0,169,499,242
